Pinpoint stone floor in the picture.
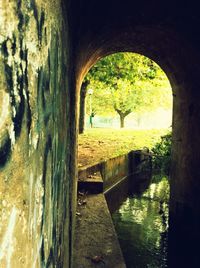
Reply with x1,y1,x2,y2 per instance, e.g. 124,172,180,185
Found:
73,192,126,268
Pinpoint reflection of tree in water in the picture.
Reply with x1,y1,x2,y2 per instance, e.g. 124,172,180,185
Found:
112,176,169,268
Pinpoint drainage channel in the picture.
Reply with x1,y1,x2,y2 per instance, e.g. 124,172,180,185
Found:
105,175,169,268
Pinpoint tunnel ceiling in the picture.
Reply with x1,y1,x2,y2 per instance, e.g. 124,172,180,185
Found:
67,0,200,44
64,0,200,83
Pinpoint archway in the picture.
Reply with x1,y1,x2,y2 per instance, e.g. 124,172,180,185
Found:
74,25,200,266
78,51,172,267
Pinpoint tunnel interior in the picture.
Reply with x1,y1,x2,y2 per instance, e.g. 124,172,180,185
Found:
74,1,200,266
1,0,200,267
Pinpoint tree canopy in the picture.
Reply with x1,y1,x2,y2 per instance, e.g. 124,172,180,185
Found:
84,52,172,127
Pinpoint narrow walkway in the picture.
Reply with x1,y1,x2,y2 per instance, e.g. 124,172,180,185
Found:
73,191,126,268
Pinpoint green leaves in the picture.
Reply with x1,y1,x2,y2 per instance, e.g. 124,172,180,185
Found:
84,52,172,127
151,130,172,175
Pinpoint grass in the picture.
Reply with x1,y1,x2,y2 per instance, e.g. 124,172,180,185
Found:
78,128,169,167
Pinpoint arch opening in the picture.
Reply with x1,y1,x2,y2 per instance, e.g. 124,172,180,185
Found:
82,52,172,131
78,51,172,267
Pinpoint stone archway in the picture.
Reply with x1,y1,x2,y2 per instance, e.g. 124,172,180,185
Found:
74,24,200,265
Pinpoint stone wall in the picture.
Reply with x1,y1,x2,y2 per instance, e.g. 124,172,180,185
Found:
101,150,151,191
0,1,71,267
78,150,151,193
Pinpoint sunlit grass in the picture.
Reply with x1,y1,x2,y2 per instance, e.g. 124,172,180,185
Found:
78,128,169,167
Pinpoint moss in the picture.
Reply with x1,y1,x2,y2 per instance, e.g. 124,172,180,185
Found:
30,0,39,22
22,46,32,134
0,133,11,168
0,40,9,58
4,64,14,94
38,11,45,44
29,0,45,44
40,135,52,265
46,248,54,267
11,35,17,56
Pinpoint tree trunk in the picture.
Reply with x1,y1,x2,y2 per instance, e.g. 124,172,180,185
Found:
79,81,89,134
114,107,132,128
120,114,125,128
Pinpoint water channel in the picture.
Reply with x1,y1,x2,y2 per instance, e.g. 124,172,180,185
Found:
106,174,169,268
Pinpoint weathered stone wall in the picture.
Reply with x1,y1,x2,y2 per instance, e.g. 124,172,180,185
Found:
0,1,71,267
101,151,151,191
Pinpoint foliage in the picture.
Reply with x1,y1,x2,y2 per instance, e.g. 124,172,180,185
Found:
151,130,172,175
84,52,172,127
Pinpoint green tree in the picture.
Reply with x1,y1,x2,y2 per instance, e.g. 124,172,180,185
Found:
82,52,172,129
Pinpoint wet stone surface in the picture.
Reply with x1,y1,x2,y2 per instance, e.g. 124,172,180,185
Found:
74,192,126,268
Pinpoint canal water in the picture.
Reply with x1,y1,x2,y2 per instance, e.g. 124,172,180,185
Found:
106,175,169,268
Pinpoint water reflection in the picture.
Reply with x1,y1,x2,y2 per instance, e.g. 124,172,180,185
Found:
111,176,169,268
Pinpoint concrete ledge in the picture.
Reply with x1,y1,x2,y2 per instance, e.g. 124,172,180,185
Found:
78,164,102,181
78,149,151,193
78,171,103,194
75,150,152,268
73,193,126,268
101,150,151,191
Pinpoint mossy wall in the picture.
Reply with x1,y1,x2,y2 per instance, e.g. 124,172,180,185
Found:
0,1,71,267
